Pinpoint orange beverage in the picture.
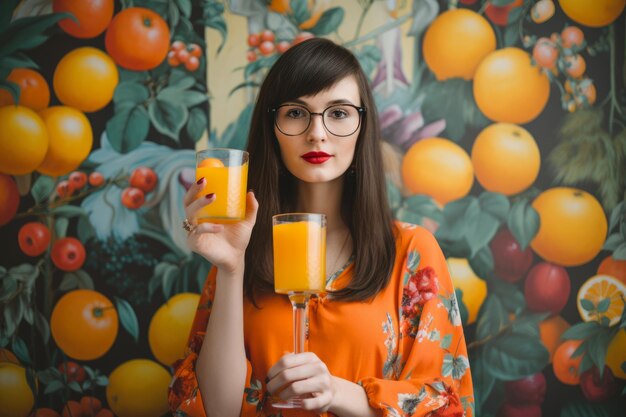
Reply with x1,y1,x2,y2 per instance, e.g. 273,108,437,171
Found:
273,215,326,294
195,149,248,223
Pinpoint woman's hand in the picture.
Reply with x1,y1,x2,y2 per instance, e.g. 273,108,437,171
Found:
183,177,258,274
266,352,335,413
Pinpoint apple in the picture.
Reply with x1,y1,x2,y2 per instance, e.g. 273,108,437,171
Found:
580,365,619,402
524,262,570,314
504,372,546,405
491,228,534,283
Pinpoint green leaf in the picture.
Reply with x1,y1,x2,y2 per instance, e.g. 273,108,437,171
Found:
0,0,20,32
106,105,150,153
202,0,227,53
587,329,613,373
162,265,179,299
181,91,208,108
507,198,540,250
489,279,525,314
148,99,188,140
118,69,150,83
113,82,150,106
597,297,611,313
483,333,549,380
0,13,72,57
309,7,344,36
0,52,39,72
187,107,207,142
11,336,31,365
244,54,279,79
435,197,474,242
614,242,626,260
60,270,94,290
34,309,50,344
468,246,494,280
490,0,517,6
54,217,69,239
228,80,261,97
479,192,510,223
464,200,500,258
114,297,139,343
354,44,382,77
52,205,87,218
44,379,65,395
608,201,624,232
503,24,519,47
562,321,603,340
290,0,310,24
68,380,83,393
581,298,595,312
31,175,55,204
0,80,19,103
175,0,192,18
603,233,624,251
476,295,507,341
94,375,108,386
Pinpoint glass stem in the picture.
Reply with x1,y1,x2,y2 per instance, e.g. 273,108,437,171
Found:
288,292,310,354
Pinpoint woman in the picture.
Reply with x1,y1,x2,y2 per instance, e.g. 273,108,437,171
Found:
169,38,474,417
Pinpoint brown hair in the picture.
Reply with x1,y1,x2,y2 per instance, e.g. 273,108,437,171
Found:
244,38,396,303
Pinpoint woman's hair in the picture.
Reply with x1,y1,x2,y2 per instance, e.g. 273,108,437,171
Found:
244,37,397,303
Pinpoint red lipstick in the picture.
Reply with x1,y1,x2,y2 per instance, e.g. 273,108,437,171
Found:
301,151,332,164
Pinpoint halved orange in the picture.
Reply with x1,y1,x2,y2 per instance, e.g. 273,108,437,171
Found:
576,274,626,326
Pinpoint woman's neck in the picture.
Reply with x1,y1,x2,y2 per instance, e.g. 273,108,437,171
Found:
295,178,346,233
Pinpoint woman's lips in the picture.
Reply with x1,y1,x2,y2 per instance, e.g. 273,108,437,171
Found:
301,152,332,164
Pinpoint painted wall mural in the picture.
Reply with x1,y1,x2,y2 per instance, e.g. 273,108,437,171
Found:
0,0,625,417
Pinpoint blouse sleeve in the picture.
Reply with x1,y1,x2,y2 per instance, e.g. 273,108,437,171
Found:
359,226,475,417
167,267,255,417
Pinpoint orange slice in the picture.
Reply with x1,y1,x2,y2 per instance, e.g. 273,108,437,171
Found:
577,274,626,326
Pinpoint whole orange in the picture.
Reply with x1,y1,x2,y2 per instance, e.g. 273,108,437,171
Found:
553,339,583,385
0,105,48,175
0,174,20,226
539,315,570,363
598,255,626,285
106,359,170,417
473,47,550,124
53,47,118,113
559,0,625,27
148,293,200,366
0,68,50,111
402,138,474,206
0,363,34,417
50,289,119,360
105,7,171,71
605,329,626,379
52,0,114,38
530,187,607,266
422,9,496,81
36,106,93,177
471,123,540,195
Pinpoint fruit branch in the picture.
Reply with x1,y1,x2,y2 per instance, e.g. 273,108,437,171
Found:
353,0,374,42
607,23,624,135
344,13,411,48
467,321,515,350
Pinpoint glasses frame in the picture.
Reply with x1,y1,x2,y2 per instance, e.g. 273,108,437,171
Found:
269,103,366,137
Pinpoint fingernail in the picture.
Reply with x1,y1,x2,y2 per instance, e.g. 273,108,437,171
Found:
196,177,205,185
205,193,215,199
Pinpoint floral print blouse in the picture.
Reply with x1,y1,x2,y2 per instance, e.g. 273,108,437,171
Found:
168,222,474,417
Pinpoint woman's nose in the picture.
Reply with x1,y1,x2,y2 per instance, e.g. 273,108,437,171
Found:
306,114,327,142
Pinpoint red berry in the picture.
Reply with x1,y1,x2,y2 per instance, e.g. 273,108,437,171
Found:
18,222,51,257
129,166,158,193
51,238,86,272
293,31,315,45
260,29,275,43
68,171,87,190
88,172,104,187
561,26,584,49
259,40,275,56
524,262,571,314
121,187,145,210
57,361,86,384
56,180,75,198
176,48,190,63
247,50,257,62
80,396,102,415
188,43,202,57
171,40,185,51
247,33,260,47
185,55,200,72
167,50,181,66
485,0,523,26
277,40,291,54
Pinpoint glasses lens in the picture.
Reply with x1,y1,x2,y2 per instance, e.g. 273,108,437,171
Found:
275,105,361,136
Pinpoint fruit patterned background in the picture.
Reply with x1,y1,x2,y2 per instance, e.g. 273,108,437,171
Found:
0,0,625,416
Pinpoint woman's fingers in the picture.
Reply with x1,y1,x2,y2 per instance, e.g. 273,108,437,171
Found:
183,177,207,207
276,374,330,400
190,222,224,235
185,192,216,221
244,191,259,224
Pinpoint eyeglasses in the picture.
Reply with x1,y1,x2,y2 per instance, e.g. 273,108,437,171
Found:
270,104,366,137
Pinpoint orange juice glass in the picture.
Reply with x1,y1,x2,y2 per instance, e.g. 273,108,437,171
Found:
271,213,326,409
195,149,248,223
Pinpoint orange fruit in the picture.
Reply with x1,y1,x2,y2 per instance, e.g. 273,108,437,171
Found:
402,138,474,206
148,293,200,366
606,329,626,379
0,68,50,111
53,0,114,38
0,174,20,226
51,289,119,360
473,47,550,124
539,315,571,363
53,47,118,112
564,54,586,78
0,363,34,417
446,258,487,324
36,106,93,177
269,0,290,13
106,359,170,417
576,274,626,326
471,123,540,195
530,187,608,266
422,9,496,80
553,339,583,385
559,0,626,27
105,7,171,71
198,157,224,168
598,255,626,285
0,105,48,175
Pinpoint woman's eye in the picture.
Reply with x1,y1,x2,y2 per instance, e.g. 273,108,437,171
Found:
286,109,306,118
329,108,348,118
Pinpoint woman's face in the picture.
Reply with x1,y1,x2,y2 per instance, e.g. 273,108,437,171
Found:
274,76,361,185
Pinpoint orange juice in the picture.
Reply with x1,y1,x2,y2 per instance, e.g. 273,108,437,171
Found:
273,220,326,293
195,162,248,223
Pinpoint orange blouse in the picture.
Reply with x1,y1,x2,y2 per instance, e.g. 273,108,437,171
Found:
168,222,474,417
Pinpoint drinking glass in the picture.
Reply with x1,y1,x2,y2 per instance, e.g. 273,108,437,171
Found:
272,213,327,408
195,148,248,223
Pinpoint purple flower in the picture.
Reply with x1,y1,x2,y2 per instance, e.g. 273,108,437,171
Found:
379,105,446,151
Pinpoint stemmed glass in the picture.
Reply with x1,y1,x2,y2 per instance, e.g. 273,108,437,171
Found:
272,213,327,408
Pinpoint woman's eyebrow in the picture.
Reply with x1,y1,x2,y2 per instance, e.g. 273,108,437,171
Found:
284,98,357,106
